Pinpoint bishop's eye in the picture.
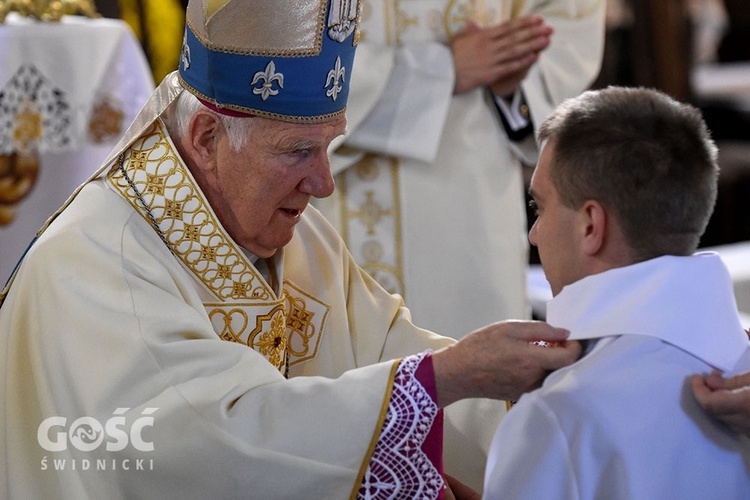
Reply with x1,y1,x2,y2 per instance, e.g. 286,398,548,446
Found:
288,148,312,161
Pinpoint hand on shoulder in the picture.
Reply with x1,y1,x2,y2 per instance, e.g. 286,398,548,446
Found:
432,319,580,407
692,370,750,437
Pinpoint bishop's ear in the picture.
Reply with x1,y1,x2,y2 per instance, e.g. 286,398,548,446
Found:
186,111,222,171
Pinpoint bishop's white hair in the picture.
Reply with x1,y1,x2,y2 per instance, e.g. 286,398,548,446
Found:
166,89,256,152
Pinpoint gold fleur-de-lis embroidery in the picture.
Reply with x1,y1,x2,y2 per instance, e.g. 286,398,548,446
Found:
251,61,284,101
325,56,346,101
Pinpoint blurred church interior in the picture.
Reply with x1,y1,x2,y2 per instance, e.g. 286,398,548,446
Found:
590,0,750,252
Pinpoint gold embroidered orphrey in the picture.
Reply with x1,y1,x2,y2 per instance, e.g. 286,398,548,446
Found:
107,119,329,375
338,155,404,296
337,1,516,296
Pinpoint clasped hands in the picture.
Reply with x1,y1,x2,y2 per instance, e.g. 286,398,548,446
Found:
450,14,553,97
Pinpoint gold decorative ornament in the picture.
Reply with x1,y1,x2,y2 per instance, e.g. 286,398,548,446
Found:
0,151,39,225
0,0,99,23
0,99,41,225
88,97,124,144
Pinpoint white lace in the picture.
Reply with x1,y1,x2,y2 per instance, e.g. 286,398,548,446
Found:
358,353,444,499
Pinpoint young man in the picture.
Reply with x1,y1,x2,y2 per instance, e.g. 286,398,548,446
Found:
484,86,750,499
316,0,605,342
0,1,579,498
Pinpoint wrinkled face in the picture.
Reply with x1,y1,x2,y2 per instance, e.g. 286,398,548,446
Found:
528,139,583,296
202,115,346,258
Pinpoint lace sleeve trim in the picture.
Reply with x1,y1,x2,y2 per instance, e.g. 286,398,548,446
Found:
357,352,445,499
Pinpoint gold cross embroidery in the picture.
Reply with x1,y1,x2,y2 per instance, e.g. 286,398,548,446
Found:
350,191,391,235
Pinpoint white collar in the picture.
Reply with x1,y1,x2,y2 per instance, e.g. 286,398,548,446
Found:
547,253,749,371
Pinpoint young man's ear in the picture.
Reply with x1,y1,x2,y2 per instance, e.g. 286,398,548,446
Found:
580,199,606,256
185,111,221,171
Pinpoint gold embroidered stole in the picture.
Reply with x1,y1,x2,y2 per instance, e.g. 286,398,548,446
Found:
107,120,329,375
336,155,405,296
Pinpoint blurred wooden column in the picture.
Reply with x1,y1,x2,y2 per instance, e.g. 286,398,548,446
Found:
631,0,692,102
93,0,121,18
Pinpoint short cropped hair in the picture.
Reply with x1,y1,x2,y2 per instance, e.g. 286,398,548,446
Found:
537,86,719,260
164,89,256,152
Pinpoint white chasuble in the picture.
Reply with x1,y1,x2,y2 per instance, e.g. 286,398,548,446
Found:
0,92,501,497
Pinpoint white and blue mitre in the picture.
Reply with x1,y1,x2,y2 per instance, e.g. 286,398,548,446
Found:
179,0,361,122
86,0,361,184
